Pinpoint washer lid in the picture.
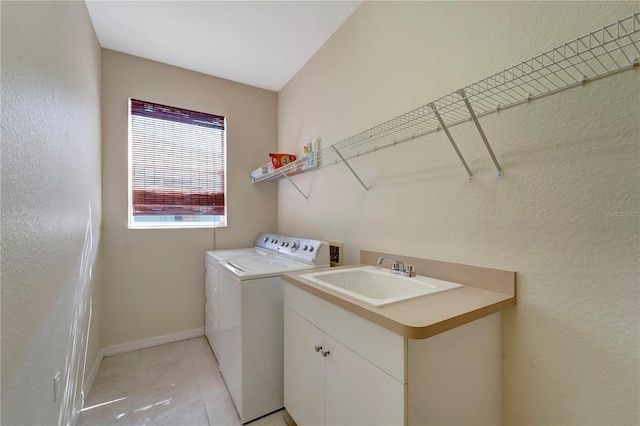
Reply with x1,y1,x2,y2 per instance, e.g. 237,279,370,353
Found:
223,255,314,278
206,248,270,262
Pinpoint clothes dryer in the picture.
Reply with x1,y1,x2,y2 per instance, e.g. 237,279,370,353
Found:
205,233,285,358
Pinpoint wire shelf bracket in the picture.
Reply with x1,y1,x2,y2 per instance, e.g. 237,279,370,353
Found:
332,146,370,191
282,172,309,200
428,102,475,182
251,12,640,193
458,89,504,179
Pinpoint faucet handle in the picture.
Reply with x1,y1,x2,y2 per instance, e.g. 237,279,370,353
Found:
391,261,403,272
405,264,415,277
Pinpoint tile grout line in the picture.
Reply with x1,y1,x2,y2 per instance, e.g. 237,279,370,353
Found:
131,348,142,424
193,338,215,426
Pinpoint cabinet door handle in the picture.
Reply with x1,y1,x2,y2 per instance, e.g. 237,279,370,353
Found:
315,345,323,352
321,350,330,357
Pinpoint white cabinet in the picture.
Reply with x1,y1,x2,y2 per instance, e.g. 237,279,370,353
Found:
324,334,405,426
283,308,324,426
284,285,405,426
284,282,502,426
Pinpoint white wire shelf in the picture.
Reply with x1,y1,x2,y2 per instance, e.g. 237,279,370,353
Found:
252,12,640,196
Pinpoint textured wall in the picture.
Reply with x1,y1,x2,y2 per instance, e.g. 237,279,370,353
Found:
101,50,278,347
277,2,639,424
1,1,102,425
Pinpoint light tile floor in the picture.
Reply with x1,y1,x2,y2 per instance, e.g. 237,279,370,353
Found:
78,337,294,426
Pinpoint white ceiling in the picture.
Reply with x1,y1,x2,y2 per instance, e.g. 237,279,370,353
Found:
86,0,361,92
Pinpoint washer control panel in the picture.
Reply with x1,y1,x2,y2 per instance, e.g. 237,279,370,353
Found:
276,237,327,264
253,233,285,252
253,233,330,265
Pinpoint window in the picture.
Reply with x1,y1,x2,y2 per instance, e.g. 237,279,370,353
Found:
128,98,226,228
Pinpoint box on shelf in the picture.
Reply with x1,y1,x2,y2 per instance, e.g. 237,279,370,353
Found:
302,139,319,171
269,153,296,169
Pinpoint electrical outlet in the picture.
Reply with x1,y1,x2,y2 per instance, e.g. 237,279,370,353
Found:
53,371,61,402
327,240,343,266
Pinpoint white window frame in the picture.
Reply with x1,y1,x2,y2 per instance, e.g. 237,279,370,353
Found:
127,98,227,229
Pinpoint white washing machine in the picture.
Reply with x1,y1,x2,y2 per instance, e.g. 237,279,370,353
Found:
205,233,285,359
216,236,330,424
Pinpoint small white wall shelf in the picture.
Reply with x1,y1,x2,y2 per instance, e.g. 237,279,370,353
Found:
252,12,640,195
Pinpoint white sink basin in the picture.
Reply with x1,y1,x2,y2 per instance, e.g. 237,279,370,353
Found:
300,266,462,307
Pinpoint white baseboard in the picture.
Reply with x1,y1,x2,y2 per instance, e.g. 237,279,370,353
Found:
70,394,84,426
102,327,205,357
72,348,105,425
84,348,105,398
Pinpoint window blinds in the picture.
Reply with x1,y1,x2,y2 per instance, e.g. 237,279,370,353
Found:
130,99,225,220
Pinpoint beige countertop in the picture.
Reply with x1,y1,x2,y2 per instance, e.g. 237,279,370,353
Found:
282,251,516,339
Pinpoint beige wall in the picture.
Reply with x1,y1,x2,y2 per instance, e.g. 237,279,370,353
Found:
1,1,102,424
101,50,278,347
277,2,639,425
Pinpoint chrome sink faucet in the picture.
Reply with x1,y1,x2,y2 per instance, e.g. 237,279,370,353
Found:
376,256,416,277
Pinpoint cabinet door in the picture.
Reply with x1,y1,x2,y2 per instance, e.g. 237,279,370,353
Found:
284,307,325,426
325,335,405,426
